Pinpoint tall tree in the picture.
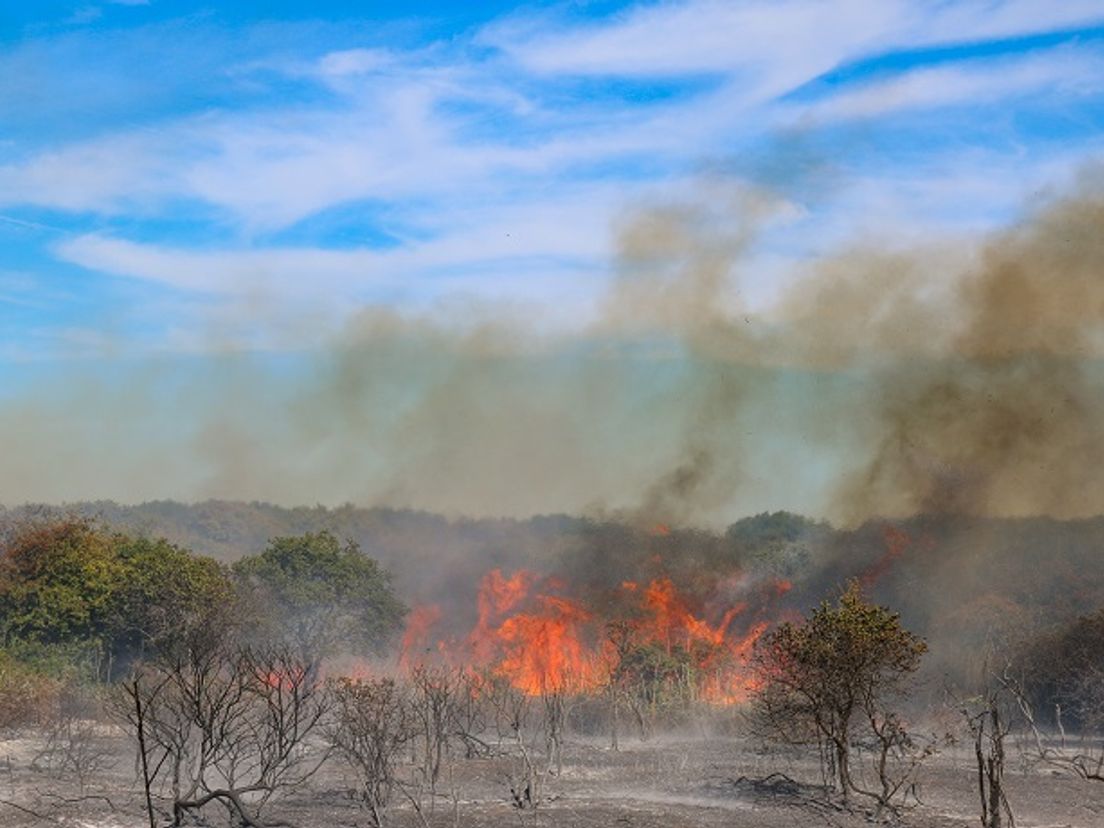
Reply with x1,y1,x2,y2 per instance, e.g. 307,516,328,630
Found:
105,535,235,669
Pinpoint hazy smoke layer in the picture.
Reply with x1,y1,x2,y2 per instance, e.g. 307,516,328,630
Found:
830,188,1104,521
3,180,1103,525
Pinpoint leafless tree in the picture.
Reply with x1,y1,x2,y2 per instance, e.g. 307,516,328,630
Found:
328,676,413,827
31,686,115,795
476,675,551,811
407,665,456,795
958,684,1015,828
540,686,566,778
115,620,330,828
484,674,531,750
1001,667,1104,783
452,669,491,759
119,671,163,828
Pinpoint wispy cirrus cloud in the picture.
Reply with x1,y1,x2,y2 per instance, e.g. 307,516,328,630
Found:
5,36,1094,231
785,44,1104,123
484,0,1104,78
482,0,900,81
0,0,1101,359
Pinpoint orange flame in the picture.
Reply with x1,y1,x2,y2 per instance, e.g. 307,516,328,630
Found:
394,567,793,704
398,604,443,670
640,576,738,651
492,595,602,694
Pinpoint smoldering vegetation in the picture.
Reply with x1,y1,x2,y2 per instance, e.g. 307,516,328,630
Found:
2,507,1104,827
5,500,1104,697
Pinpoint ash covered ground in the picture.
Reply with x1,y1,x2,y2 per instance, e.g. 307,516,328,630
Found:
2,719,1102,828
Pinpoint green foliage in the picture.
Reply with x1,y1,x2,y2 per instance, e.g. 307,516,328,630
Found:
0,519,403,679
726,511,825,578
753,580,926,798
0,518,122,648
726,511,826,547
0,517,234,676
6,502,1104,703
234,531,406,658
105,535,235,662
755,581,926,717
614,639,727,710
617,642,691,701
2,639,105,681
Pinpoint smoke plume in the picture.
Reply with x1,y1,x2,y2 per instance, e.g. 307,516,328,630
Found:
3,176,1104,526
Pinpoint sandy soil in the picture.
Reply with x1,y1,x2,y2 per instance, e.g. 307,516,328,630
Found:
1,727,1102,828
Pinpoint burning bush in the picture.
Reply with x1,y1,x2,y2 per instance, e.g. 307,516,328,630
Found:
399,567,786,716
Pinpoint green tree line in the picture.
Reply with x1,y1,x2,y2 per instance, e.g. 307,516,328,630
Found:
0,517,406,683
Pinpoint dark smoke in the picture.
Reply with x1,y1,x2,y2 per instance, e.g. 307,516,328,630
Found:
831,185,1104,521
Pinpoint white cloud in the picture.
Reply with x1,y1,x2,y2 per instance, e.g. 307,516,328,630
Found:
0,0,1100,354
53,179,623,299
0,131,182,213
485,0,1104,79
54,141,1088,321
789,46,1104,123
0,61,699,233
484,0,900,80
3,1,1099,238
905,0,1104,47
317,48,395,77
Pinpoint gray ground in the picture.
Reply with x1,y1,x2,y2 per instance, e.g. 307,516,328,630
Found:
1,727,1102,828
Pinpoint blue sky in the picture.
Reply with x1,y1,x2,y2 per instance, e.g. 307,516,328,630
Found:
3,0,1103,365
1,2,1104,515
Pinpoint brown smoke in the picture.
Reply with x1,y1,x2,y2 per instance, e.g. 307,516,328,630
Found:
830,185,1104,521
2,177,1103,526
599,176,1104,525
600,186,785,524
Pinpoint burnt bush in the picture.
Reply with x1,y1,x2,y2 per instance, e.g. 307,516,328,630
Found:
1017,608,1104,730
0,650,61,732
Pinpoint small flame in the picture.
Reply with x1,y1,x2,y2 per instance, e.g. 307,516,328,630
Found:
860,524,911,588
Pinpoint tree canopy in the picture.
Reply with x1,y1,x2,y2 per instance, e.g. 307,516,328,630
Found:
0,517,233,676
233,530,406,659
0,518,120,649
